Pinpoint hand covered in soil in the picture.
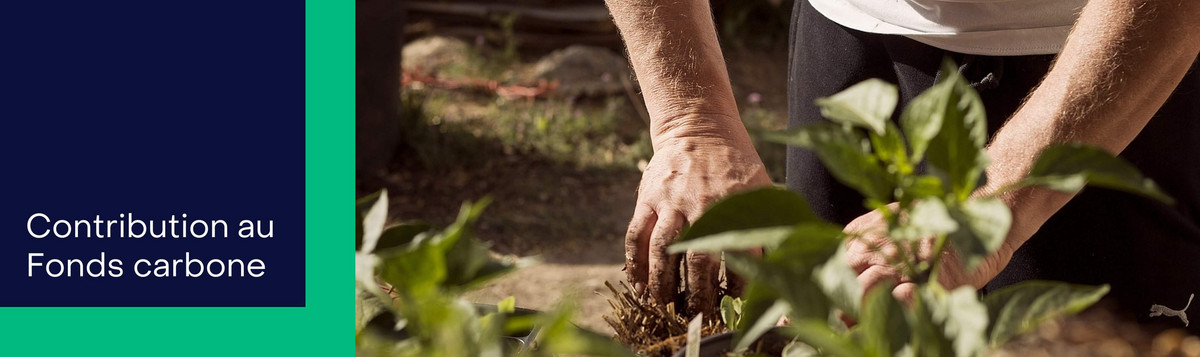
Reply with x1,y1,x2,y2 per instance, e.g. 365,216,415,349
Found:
625,125,771,315
844,207,1016,302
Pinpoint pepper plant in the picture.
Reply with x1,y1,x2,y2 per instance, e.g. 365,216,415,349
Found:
671,60,1172,356
354,190,635,357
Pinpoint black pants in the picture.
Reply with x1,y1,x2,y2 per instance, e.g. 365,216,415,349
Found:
786,0,1200,332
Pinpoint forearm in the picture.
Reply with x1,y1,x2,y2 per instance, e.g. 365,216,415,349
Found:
604,0,748,149
984,0,1200,247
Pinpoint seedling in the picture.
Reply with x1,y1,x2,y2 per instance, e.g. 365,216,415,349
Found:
669,60,1171,356
354,190,635,357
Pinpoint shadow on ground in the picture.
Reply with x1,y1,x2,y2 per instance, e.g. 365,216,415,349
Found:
376,118,639,333
380,124,638,266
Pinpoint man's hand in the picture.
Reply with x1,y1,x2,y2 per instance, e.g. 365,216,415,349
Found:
843,207,1015,302
625,119,771,314
604,0,766,314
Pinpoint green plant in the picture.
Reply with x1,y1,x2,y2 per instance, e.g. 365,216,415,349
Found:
670,60,1171,356
354,190,634,357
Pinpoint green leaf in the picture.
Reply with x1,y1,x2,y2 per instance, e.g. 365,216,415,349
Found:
921,286,989,357
503,313,538,338
766,123,895,201
922,61,990,202
438,198,520,289
369,198,502,296
946,197,1012,271
725,253,831,322
442,233,494,287
900,79,944,164
356,251,387,301
815,78,899,135
858,283,910,357
478,313,506,357
383,296,481,356
767,226,845,268
789,319,868,357
907,291,954,357
671,222,843,254
735,282,779,342
727,252,833,345
890,199,958,241
359,190,390,253
535,302,637,357
721,295,744,330
671,226,794,254
376,237,447,298
497,296,516,314
813,244,863,319
679,187,819,241
903,175,946,201
783,341,821,357
438,198,492,254
735,300,791,352
1023,143,1174,204
356,287,395,333
870,122,912,172
373,222,432,254
983,281,1109,347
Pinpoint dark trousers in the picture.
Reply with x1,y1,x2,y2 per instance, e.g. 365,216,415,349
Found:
786,0,1200,332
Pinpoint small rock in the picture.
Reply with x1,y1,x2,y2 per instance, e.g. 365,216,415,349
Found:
532,45,631,97
402,36,472,73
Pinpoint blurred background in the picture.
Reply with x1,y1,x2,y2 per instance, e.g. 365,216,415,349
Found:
357,0,793,334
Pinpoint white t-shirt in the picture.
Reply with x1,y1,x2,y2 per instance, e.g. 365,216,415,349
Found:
808,0,1085,55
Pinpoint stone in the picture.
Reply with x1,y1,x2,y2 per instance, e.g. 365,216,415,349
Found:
531,45,631,97
402,36,472,73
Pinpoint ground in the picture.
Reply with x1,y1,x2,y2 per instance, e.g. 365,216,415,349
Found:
388,157,637,333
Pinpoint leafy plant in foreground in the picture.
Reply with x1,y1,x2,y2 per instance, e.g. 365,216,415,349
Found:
354,190,634,357
671,60,1171,356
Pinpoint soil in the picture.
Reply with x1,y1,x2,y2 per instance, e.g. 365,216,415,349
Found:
382,155,637,333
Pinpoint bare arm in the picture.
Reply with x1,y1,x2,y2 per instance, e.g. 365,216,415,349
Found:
982,0,1200,271
606,0,741,143
606,0,771,313
850,0,1200,299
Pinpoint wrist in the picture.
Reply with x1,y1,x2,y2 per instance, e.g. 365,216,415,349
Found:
974,172,1071,260
650,112,754,151
967,148,1067,264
